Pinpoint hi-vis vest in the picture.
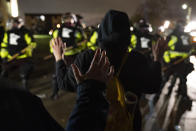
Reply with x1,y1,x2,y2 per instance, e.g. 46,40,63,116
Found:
0,30,36,60
50,25,86,56
163,35,189,63
87,31,98,51
129,34,153,53
105,52,137,131
128,34,137,52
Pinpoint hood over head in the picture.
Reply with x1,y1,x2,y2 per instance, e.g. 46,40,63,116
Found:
98,10,130,49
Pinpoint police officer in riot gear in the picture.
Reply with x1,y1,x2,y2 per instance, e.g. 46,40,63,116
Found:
0,17,36,90
162,20,193,96
50,13,85,99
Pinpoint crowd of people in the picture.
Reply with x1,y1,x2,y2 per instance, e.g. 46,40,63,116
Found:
0,9,194,131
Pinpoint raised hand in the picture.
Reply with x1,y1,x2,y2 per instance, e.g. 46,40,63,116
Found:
50,37,65,62
71,49,114,84
152,37,168,62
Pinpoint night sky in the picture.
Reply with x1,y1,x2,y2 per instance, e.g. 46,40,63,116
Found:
18,0,142,24
18,0,196,25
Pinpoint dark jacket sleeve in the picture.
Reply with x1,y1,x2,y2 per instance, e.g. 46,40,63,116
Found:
66,79,109,131
56,50,95,91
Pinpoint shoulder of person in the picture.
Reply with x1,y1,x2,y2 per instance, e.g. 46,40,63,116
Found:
129,50,146,60
77,49,95,59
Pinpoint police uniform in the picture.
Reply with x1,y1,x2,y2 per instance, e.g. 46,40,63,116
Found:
86,28,98,51
0,25,36,89
50,22,85,98
157,26,193,103
129,26,158,64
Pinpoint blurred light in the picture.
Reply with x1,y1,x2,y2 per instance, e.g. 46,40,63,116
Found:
190,56,196,64
49,30,53,35
182,4,188,10
57,24,61,28
193,37,196,42
149,26,153,32
159,26,165,32
185,21,196,32
40,15,45,21
163,20,170,29
10,0,19,17
190,31,196,36
130,26,134,31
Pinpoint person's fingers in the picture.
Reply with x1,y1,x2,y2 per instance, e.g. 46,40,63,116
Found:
152,42,156,52
58,37,64,48
71,64,83,84
98,50,106,66
107,66,114,79
51,39,56,49
62,42,66,49
102,56,110,72
91,49,101,67
58,37,61,44
54,38,59,46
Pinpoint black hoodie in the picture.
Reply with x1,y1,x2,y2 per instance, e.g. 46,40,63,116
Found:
56,10,162,131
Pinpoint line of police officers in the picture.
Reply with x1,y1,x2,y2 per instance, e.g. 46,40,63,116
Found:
0,13,194,129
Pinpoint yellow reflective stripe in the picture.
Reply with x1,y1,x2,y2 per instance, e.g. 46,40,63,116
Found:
168,35,178,50
31,42,37,48
87,42,98,51
169,51,188,58
7,54,28,61
25,47,32,57
75,32,82,40
80,41,87,50
64,42,86,56
24,34,36,57
130,34,137,48
163,50,188,63
64,48,81,56
128,46,133,52
49,40,54,53
1,42,7,48
0,48,9,58
87,31,98,51
1,33,8,48
128,46,133,53
16,54,28,59
90,31,98,44
53,30,59,38
163,51,170,63
24,33,32,45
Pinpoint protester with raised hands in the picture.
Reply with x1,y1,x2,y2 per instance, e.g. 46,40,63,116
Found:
52,10,167,131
